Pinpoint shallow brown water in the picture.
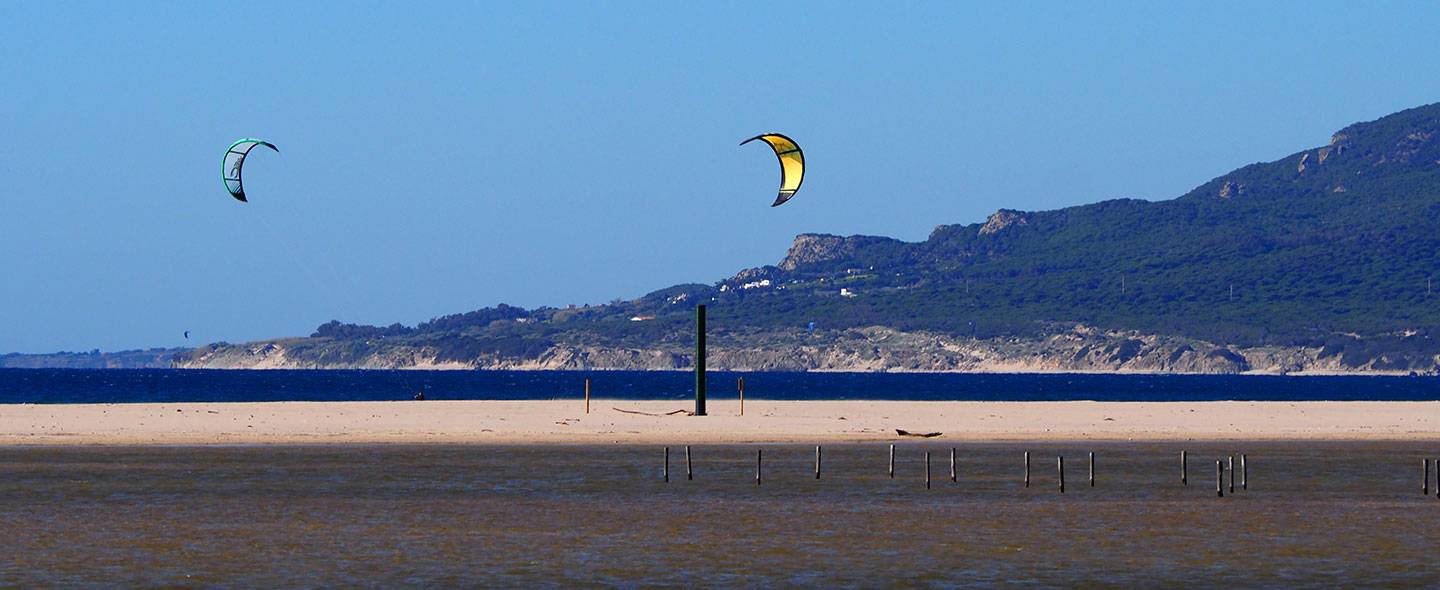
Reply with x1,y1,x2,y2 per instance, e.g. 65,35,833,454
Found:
1,442,1438,587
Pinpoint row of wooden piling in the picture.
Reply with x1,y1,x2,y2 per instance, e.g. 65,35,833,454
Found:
1423,458,1440,498
662,446,1251,495
665,446,1440,498
1022,451,1094,493
1181,451,1248,497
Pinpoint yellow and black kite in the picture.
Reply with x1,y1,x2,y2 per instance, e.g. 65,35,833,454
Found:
741,133,804,207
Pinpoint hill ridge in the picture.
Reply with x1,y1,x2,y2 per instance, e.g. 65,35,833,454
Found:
15,103,1440,373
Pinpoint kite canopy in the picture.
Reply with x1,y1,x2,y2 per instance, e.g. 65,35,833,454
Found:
741,133,804,207
222,138,278,202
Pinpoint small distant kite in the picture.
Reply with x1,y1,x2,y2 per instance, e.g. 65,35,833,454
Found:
222,139,279,202
741,133,804,207
184,331,190,339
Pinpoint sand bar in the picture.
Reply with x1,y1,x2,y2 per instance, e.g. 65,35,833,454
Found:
1,400,1439,445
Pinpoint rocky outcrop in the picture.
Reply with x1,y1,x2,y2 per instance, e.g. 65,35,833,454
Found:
1326,104,1440,168
978,209,1030,236
729,266,774,283
779,234,857,270
1217,180,1246,199
777,233,901,271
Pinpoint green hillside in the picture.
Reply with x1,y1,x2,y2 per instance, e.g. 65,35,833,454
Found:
180,103,1440,371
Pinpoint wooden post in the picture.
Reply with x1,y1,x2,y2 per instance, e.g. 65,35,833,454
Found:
739,377,745,417
694,305,707,416
1088,452,1095,487
1058,456,1065,494
1024,451,1030,487
1228,455,1235,494
685,445,693,481
1241,454,1247,491
584,378,590,414
663,447,670,483
1426,459,1431,495
755,448,762,485
1181,450,1188,485
889,444,896,479
1216,460,1224,498
950,448,957,483
815,445,822,480
925,451,932,489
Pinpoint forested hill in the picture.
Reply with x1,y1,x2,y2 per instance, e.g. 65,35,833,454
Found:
727,101,1440,347
162,103,1440,372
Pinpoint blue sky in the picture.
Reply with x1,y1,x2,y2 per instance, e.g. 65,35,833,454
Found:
4,2,1440,353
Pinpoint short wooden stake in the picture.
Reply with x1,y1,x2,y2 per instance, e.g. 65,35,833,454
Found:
889,444,896,479
1024,451,1030,487
1057,456,1065,494
1088,451,1095,487
1228,455,1235,494
1426,459,1431,496
663,447,670,483
1216,460,1224,498
925,451,932,489
584,378,590,414
685,445,693,481
950,448,957,483
1181,450,1188,485
738,377,745,417
755,448,762,485
1240,454,1247,491
815,445,822,480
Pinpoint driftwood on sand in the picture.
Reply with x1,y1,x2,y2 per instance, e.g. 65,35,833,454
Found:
896,429,942,438
613,408,691,417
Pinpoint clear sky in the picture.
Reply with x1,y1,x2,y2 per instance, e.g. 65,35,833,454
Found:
5,2,1440,353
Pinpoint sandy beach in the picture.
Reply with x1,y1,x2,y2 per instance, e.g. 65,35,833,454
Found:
1,400,1439,445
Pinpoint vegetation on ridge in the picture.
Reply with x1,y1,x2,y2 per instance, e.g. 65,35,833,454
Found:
179,103,1440,371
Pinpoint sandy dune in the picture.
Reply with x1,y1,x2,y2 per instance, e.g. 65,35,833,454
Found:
1,400,1439,444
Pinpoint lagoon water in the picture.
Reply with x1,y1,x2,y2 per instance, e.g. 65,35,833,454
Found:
3,368,1440,403
4,370,1439,585
2,442,1438,586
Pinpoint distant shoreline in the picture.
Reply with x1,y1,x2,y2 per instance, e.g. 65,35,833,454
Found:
2,400,1438,445
1,365,1431,377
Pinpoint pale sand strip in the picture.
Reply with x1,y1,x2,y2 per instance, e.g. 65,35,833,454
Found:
1,401,1439,445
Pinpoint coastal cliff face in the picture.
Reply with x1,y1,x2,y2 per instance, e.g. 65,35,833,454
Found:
169,326,1428,375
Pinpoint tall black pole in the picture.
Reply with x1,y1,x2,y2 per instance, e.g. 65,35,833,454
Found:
695,304,707,416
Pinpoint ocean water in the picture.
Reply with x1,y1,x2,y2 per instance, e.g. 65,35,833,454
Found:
2,368,1439,403
1,442,1438,586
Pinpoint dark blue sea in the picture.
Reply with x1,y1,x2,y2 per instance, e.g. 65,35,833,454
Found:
2,368,1438,403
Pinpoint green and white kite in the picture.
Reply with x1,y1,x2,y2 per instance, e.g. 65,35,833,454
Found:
222,138,278,202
